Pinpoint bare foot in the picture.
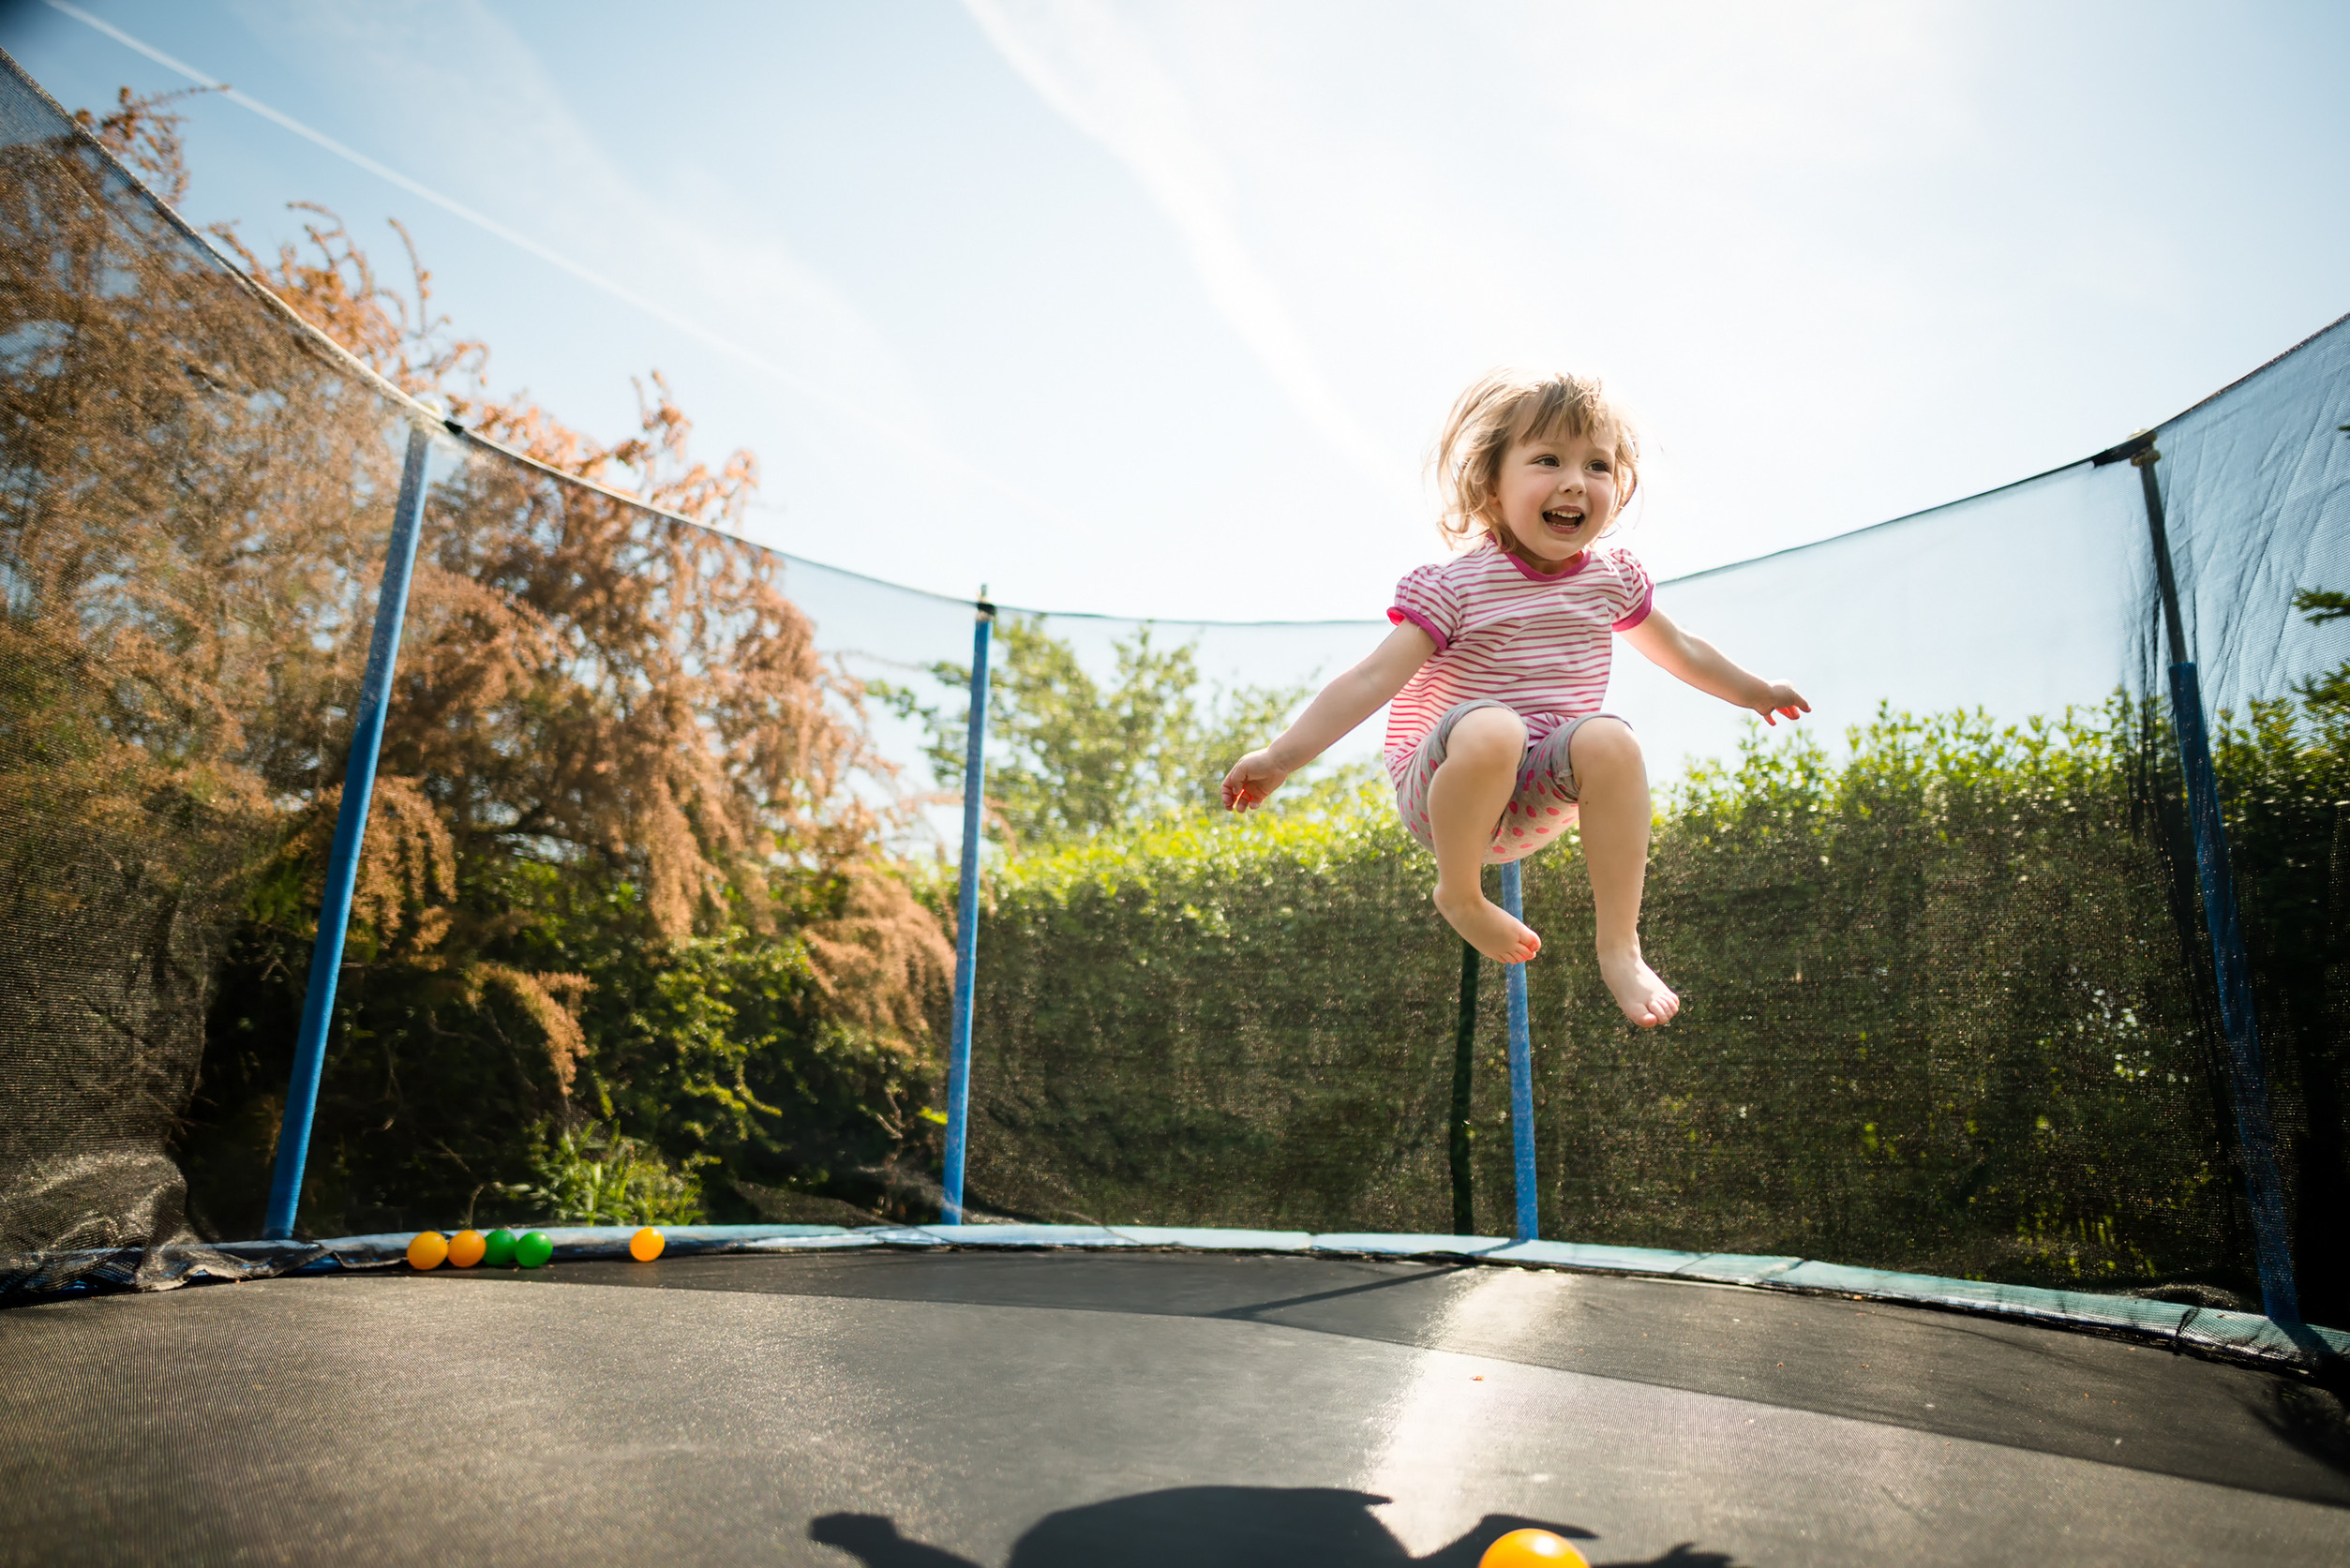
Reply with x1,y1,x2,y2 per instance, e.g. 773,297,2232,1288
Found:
1433,884,1541,964
1599,946,1679,1027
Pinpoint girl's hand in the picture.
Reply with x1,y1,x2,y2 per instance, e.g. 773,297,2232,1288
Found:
1753,681,1811,726
1222,750,1291,811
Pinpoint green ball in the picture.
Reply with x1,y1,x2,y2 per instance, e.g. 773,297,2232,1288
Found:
481,1228,518,1268
515,1230,554,1270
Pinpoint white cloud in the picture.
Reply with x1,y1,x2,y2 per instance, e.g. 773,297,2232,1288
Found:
962,0,1414,501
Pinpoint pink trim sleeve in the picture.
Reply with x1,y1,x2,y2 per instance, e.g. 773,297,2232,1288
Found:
1388,604,1449,652
1610,581,1654,632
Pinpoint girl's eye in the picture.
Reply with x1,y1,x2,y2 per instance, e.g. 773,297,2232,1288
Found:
1533,455,1558,466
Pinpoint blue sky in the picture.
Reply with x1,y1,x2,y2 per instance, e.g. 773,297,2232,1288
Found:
5,0,2347,623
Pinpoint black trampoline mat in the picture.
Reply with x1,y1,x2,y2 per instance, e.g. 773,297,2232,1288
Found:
412,1248,2350,1500
4,1251,2346,1567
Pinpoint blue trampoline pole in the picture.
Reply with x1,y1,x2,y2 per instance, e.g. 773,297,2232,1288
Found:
262,425,433,1241
2118,441,2299,1326
2166,664,2298,1322
940,591,995,1225
1500,859,1538,1243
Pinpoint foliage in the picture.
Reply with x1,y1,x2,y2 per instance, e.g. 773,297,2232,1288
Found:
942,782,1438,1227
879,617,1329,849
948,700,2296,1298
1,93,393,1255
2292,592,2350,710
512,1123,707,1228
1,86,946,1247
1547,703,2219,1285
2211,583,2350,1315
69,83,214,207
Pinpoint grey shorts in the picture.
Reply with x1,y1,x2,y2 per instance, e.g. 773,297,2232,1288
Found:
1391,701,1627,866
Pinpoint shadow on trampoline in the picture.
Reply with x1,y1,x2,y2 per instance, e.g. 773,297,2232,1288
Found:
2250,1376,2350,1478
810,1487,1734,1567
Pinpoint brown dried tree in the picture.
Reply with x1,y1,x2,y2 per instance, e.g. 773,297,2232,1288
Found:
3,79,947,1256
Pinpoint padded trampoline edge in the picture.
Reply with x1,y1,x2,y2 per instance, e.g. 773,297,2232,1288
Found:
10,1224,2343,1372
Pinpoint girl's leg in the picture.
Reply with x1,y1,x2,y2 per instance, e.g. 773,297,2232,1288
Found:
1427,707,1541,963
1569,717,1680,1027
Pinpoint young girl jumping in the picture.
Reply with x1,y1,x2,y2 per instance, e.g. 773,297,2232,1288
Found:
1221,370,1807,1028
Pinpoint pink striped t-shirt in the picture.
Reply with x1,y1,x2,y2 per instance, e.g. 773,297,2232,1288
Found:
1384,542,1654,784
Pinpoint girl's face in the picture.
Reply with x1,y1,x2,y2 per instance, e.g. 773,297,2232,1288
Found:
1490,427,1621,572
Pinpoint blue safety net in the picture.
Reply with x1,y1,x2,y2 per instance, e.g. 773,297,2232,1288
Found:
1,45,2344,1337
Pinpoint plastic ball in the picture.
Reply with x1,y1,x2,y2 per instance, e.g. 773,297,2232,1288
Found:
446,1229,486,1268
515,1230,554,1269
405,1231,448,1271
1479,1531,1587,1568
481,1228,518,1268
629,1227,665,1262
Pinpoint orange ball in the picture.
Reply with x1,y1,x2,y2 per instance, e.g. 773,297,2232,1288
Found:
446,1229,486,1268
1479,1530,1587,1568
405,1231,448,1271
629,1227,666,1262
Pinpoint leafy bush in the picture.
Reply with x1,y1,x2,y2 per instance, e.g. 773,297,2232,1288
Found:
513,1123,706,1228
950,700,2322,1297
1528,705,2218,1285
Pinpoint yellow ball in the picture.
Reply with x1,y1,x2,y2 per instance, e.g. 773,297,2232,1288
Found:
446,1229,486,1268
405,1231,448,1271
629,1227,666,1262
1480,1530,1587,1568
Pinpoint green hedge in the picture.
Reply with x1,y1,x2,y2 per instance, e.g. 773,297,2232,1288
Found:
958,706,2260,1293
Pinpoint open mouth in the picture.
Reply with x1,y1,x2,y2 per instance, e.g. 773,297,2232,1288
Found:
1541,509,1584,532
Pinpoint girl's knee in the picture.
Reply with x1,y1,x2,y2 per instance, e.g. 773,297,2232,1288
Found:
1446,706,1526,763
1571,716,1643,773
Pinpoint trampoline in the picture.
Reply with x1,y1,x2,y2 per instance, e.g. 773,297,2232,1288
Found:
7,1232,2350,1565
6,42,2350,1568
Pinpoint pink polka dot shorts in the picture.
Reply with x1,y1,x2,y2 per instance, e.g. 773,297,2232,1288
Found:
1391,701,1624,866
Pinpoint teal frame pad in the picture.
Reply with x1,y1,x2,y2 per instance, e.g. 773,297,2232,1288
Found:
23,1225,2338,1375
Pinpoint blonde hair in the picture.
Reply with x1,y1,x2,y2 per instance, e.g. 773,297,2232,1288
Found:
1431,369,1640,553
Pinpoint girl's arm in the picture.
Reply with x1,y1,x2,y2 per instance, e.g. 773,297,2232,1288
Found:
1620,607,1810,725
1223,622,1436,808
